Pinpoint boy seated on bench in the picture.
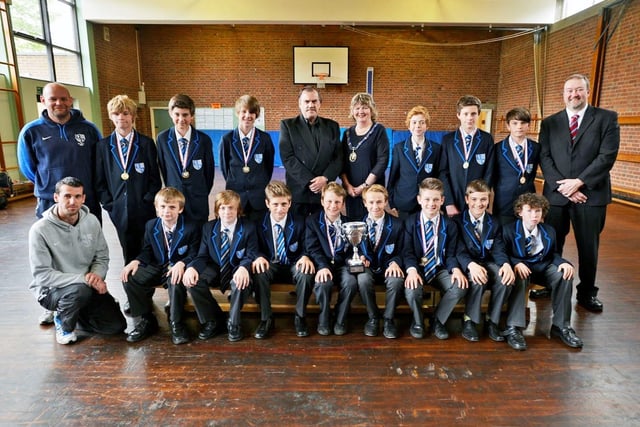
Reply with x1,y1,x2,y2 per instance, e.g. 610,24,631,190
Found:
121,187,211,345
358,184,405,339
502,193,583,348
183,190,259,342
252,181,315,338
306,182,356,336
403,178,468,339
455,180,525,350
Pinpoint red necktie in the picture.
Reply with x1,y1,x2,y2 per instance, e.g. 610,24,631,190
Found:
569,115,579,144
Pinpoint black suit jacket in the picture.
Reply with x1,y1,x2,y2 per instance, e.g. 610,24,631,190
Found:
492,137,540,218
256,212,307,263
455,210,509,271
539,105,619,206
136,216,200,267
403,212,461,273
359,214,404,273
502,220,568,274
157,127,215,224
387,137,446,213
441,129,495,211
279,115,342,205
96,131,161,233
220,128,274,211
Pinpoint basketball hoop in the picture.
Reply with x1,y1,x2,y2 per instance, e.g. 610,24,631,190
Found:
315,73,328,89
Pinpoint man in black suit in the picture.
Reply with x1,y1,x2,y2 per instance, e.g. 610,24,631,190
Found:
279,86,343,217
538,73,620,312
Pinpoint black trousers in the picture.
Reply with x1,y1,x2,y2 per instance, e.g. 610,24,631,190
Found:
38,283,125,334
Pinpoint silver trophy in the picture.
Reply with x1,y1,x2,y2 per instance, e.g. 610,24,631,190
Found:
341,221,367,273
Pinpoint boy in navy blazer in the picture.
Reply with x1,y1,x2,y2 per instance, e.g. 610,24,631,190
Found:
183,190,259,342
492,107,540,224
358,185,405,338
157,94,215,226
121,188,205,345
388,105,446,219
502,193,583,348
455,180,525,350
441,95,495,217
404,178,468,339
252,181,315,338
305,182,356,336
220,95,274,222
96,95,162,264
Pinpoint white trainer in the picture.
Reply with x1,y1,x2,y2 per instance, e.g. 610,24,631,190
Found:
38,309,55,325
54,315,77,345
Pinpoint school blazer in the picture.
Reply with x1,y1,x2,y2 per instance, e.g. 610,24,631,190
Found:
220,128,274,211
387,138,446,212
492,137,540,218
95,131,161,232
189,218,259,277
359,214,404,273
305,212,350,270
136,216,200,267
441,129,495,211
156,127,215,223
455,211,509,272
502,219,568,273
256,212,307,263
403,212,461,274
279,115,343,204
539,105,619,207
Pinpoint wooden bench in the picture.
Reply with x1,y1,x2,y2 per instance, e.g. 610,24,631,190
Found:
182,282,534,315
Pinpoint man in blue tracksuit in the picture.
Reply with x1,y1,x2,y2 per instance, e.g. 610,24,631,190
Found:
18,82,102,221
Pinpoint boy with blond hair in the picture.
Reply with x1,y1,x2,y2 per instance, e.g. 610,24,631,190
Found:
358,184,405,338
252,181,315,337
184,190,259,342
122,188,208,345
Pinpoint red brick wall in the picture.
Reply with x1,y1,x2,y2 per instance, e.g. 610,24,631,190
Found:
92,24,501,135
92,2,640,196
494,0,640,196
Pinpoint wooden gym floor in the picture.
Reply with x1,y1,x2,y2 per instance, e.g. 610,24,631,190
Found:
1,170,639,426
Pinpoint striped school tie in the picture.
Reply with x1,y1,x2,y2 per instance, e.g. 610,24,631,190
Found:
220,228,232,286
515,144,524,161
179,137,188,157
275,224,288,265
423,220,437,282
368,220,377,248
464,134,472,151
525,235,534,256
242,136,250,151
120,138,128,157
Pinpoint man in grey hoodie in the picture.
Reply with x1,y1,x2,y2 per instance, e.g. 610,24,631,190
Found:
28,177,126,344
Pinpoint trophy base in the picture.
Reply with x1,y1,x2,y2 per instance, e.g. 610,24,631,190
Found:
348,264,365,274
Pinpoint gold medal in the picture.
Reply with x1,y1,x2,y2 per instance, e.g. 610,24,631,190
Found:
349,151,357,162
120,172,129,181
242,166,250,173
463,161,469,169
182,171,190,179
519,176,526,184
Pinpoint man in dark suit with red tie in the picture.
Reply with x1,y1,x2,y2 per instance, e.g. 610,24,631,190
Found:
538,73,619,312
279,86,343,217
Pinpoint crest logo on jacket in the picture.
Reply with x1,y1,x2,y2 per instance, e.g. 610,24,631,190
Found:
192,159,202,170
75,134,86,146
424,163,433,173
475,153,486,165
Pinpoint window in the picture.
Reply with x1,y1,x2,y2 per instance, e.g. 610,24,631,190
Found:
561,0,607,19
11,0,83,85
